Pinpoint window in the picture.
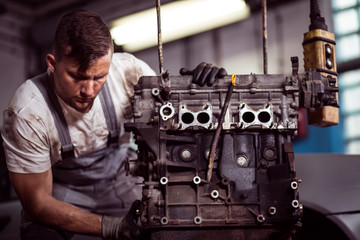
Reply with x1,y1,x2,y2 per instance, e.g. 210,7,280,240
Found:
332,0,360,153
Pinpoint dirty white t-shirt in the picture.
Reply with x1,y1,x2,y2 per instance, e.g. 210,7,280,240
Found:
2,52,155,174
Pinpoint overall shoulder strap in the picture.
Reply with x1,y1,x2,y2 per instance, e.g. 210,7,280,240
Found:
31,73,75,159
98,81,119,146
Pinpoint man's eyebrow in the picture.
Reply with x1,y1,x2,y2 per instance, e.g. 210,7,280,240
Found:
94,73,108,79
67,69,89,79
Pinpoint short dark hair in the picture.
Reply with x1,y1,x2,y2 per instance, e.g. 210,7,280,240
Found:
53,10,114,72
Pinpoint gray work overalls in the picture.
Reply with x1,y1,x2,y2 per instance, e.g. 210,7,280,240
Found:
25,73,141,222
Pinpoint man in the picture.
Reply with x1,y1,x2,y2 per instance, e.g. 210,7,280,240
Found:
2,10,226,240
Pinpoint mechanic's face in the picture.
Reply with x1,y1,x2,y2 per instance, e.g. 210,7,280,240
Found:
46,50,112,113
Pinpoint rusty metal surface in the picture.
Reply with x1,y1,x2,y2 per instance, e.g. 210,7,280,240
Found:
262,0,268,74
156,0,164,75
207,82,234,182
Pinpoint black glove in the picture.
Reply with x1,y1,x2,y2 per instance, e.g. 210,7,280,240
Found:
180,62,227,87
101,200,142,240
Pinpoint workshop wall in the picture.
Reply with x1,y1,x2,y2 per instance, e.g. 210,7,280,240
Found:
0,13,29,127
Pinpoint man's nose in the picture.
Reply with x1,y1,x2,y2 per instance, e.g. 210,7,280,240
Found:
80,80,95,97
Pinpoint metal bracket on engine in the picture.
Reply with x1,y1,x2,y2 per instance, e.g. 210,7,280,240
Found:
159,102,175,121
238,102,273,129
178,103,213,130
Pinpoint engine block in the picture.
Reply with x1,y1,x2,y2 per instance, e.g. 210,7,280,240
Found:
123,67,339,239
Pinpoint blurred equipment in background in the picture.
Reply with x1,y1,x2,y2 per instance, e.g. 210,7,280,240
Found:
303,0,339,127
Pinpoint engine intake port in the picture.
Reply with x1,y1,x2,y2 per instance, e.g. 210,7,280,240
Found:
197,112,210,124
258,111,271,123
181,112,194,124
242,112,255,123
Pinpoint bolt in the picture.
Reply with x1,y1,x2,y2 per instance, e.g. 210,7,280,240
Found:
181,149,191,158
260,159,268,168
237,155,248,166
180,148,193,161
263,148,275,160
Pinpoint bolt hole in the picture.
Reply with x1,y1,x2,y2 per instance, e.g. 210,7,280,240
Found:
292,200,299,208
194,216,202,224
210,190,219,199
268,207,276,215
161,217,168,225
291,181,298,190
160,177,168,185
225,196,233,205
152,88,160,96
193,176,201,185
257,215,265,223
221,177,229,185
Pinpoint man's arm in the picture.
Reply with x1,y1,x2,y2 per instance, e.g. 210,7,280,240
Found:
9,169,102,236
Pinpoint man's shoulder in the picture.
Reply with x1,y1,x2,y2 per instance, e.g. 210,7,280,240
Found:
110,52,155,76
6,73,49,118
112,52,136,60
110,52,141,70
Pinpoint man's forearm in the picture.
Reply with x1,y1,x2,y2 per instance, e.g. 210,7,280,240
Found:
28,194,102,236
9,171,103,236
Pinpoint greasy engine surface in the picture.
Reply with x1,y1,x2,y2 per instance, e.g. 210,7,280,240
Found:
123,70,336,239
123,0,339,238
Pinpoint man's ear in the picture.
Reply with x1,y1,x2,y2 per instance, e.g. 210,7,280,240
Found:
46,54,56,73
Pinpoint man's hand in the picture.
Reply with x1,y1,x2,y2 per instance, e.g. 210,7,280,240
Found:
101,200,142,240
180,62,227,87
